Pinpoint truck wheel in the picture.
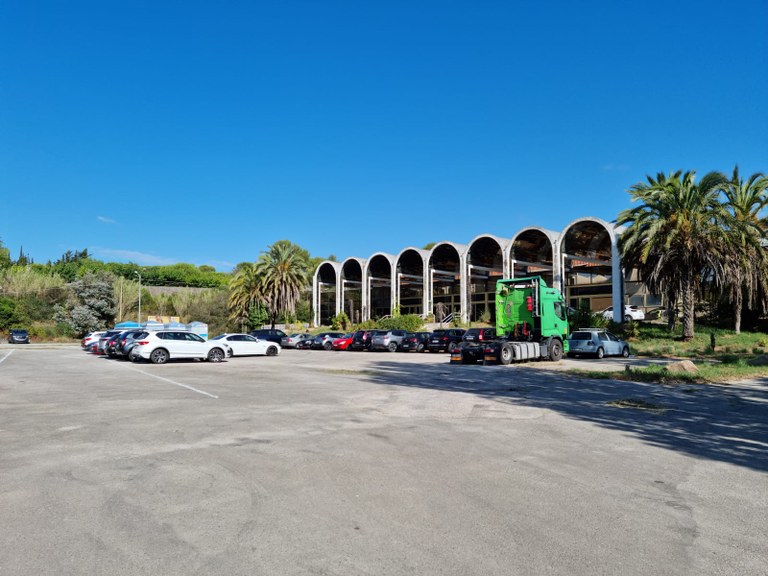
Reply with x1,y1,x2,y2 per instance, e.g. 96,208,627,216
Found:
596,347,605,359
500,344,513,365
549,340,563,362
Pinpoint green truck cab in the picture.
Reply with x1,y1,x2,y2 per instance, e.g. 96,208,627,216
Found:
453,276,569,365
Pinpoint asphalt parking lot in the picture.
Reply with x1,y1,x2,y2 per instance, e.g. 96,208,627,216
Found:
1,345,766,576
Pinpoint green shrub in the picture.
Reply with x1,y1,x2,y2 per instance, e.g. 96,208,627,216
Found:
621,320,640,339
378,314,424,332
331,311,351,331
569,302,609,329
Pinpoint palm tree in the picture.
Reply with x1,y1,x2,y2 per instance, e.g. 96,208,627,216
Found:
722,166,768,333
617,170,732,340
255,241,309,328
228,262,261,332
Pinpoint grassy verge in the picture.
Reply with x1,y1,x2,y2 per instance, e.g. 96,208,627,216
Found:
568,356,768,385
560,322,768,384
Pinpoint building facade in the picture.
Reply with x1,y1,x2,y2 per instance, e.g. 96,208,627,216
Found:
312,216,659,326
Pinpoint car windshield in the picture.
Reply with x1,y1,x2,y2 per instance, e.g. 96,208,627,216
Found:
212,334,226,340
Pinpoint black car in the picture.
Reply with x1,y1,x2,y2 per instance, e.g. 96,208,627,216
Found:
427,328,466,352
349,329,383,351
399,332,432,352
295,338,314,349
462,327,496,344
8,329,30,344
249,329,287,345
456,327,497,363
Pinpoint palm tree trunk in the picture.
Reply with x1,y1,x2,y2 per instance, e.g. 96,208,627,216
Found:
665,288,677,333
734,287,743,334
682,272,696,341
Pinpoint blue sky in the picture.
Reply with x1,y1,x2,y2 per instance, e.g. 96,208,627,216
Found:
2,0,766,270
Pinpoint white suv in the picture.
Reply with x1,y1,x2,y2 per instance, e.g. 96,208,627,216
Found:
131,330,230,364
600,305,645,322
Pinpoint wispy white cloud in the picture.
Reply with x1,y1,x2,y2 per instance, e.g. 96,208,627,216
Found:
97,215,118,224
601,163,631,173
93,248,177,266
204,260,236,271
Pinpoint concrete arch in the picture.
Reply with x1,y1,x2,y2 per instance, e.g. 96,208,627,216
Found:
466,234,511,322
395,247,430,316
559,217,622,319
364,252,396,320
428,241,467,322
340,257,366,324
313,261,342,326
510,227,560,288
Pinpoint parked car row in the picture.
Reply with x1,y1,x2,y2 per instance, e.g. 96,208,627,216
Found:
81,329,283,364
280,329,470,353
78,324,631,364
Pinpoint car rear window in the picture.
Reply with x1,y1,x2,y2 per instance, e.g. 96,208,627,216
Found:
570,332,594,340
432,330,447,336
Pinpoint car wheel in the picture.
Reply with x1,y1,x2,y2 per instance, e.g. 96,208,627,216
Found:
622,346,630,358
549,340,563,362
596,347,605,359
624,314,632,322
448,342,458,353
150,348,169,364
323,341,332,351
387,342,397,353
208,348,225,363
417,343,425,352
266,345,278,356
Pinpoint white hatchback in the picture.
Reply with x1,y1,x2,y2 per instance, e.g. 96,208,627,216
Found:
211,333,281,357
132,330,230,364
600,305,645,321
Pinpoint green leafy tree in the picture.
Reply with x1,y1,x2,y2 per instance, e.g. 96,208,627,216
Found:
54,271,116,337
0,297,17,329
255,242,309,329
722,166,768,333
0,239,13,269
617,170,734,340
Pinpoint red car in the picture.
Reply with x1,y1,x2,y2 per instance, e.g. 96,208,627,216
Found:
332,333,354,351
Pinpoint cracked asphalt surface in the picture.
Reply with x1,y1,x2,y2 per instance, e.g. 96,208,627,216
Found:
1,344,766,575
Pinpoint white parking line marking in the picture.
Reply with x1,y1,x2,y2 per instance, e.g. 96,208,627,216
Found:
0,350,14,365
123,365,219,399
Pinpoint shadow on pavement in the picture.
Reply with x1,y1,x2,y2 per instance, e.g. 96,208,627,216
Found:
367,359,768,472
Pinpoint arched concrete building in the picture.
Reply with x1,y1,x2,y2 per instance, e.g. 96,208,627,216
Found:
364,253,396,321
340,257,366,324
559,217,622,318
466,234,511,323
395,247,429,317
311,218,639,325
312,261,342,326
428,241,466,322
510,227,559,287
